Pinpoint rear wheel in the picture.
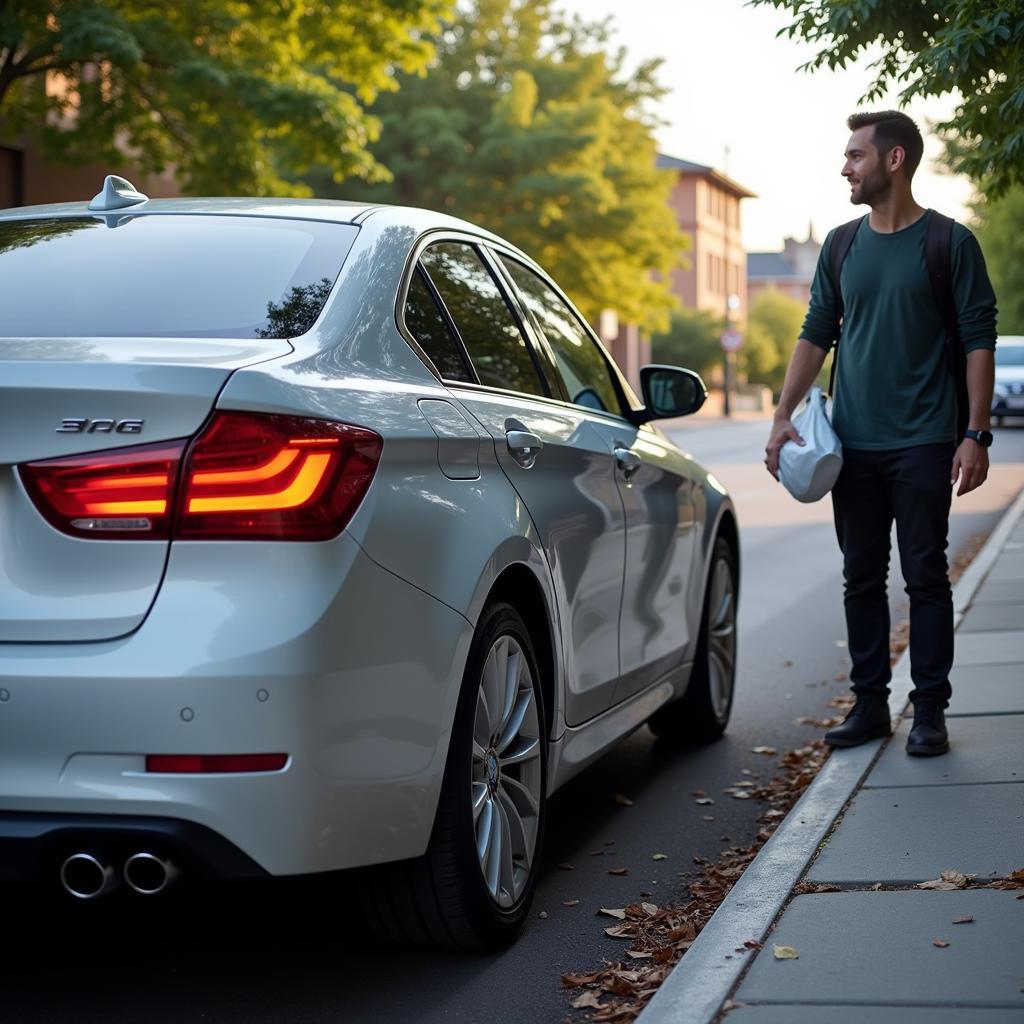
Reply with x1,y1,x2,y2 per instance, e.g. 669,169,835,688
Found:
361,602,547,948
649,536,737,744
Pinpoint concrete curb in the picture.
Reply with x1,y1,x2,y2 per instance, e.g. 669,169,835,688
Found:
636,484,1024,1024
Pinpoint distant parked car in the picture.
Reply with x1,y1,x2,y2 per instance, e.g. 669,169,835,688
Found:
993,336,1024,426
0,176,739,949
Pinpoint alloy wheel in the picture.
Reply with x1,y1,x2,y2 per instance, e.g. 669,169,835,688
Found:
707,555,737,721
471,634,543,909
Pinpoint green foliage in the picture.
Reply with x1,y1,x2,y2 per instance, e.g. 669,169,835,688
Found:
333,0,687,332
972,186,1024,333
0,0,450,195
651,307,724,380
747,0,1024,194
743,288,807,391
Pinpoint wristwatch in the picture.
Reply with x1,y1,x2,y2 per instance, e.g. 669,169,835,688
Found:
964,428,994,448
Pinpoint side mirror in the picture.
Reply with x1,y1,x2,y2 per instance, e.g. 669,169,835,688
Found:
631,365,707,424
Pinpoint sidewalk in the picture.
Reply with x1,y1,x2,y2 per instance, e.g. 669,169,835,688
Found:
640,489,1024,1024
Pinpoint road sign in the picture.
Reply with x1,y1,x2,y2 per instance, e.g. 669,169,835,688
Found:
721,328,743,352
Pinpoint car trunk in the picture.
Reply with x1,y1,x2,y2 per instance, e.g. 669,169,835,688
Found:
0,337,291,641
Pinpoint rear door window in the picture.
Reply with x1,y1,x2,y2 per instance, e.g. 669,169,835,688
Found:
499,255,623,415
419,242,547,398
403,267,474,382
0,215,358,339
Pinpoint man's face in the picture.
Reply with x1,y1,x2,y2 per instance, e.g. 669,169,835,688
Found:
842,126,891,206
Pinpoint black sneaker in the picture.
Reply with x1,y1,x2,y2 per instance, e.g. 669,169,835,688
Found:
906,704,949,756
824,698,891,748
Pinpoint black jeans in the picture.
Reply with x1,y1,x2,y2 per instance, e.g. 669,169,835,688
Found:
831,443,956,708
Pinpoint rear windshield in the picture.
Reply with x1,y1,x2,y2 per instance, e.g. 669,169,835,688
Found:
0,215,358,339
996,345,1024,367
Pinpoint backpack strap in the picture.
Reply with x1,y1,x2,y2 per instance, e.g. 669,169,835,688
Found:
826,216,865,396
924,210,969,440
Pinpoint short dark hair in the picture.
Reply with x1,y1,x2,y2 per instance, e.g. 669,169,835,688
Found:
847,110,924,179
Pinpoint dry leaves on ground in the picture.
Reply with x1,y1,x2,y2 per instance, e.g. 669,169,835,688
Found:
991,868,1024,890
563,741,830,1022
932,939,950,948
772,945,799,960
917,870,974,891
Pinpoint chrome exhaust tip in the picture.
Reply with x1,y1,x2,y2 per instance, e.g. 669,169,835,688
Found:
123,852,179,895
60,853,118,899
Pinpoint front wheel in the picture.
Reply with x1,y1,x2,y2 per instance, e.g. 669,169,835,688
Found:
361,602,547,949
648,536,737,744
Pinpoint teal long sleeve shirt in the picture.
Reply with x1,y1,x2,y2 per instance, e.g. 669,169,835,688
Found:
800,211,998,450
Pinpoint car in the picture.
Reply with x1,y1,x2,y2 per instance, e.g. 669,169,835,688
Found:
0,175,739,948
992,335,1024,426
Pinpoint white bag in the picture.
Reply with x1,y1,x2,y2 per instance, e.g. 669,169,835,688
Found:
778,386,843,503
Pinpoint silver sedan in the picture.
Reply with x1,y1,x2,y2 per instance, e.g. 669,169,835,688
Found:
0,176,739,948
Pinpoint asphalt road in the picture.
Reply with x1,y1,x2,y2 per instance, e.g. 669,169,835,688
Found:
6,417,1024,1024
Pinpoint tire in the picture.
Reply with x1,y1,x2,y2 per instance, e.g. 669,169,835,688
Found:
361,602,547,949
648,536,737,744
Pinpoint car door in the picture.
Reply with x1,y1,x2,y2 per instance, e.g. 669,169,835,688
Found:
402,237,627,725
494,253,699,705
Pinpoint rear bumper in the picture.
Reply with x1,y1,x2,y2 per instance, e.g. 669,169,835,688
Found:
0,811,267,884
0,533,474,879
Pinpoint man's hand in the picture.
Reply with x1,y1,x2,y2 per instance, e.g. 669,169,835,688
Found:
765,418,804,480
951,439,989,496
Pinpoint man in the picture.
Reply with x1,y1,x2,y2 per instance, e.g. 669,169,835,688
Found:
765,110,997,756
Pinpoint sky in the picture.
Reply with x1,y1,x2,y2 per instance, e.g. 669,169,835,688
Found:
557,0,975,253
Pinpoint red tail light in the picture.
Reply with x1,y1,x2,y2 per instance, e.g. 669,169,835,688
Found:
177,412,382,540
19,441,186,540
19,413,382,541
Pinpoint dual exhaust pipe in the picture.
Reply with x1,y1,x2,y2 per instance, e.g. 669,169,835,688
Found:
59,851,180,900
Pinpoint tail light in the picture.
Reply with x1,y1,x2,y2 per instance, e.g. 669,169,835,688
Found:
19,412,382,541
19,442,186,540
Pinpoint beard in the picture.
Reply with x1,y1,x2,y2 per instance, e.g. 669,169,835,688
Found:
850,164,892,206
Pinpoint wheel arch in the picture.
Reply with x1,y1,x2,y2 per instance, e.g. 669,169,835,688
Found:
485,563,558,743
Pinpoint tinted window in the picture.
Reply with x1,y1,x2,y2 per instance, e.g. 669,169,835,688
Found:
404,267,473,382
500,257,621,415
0,215,358,339
420,243,546,397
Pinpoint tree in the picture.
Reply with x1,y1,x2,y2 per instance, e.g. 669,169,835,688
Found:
743,288,807,392
972,186,1024,333
651,307,724,381
332,0,687,332
0,1,450,195
748,1,1024,195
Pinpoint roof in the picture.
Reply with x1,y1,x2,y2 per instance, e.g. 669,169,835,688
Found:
747,252,807,279
657,154,756,199
0,196,381,224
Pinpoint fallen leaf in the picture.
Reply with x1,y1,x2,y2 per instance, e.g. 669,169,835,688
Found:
570,991,603,1009
773,945,799,959
626,950,652,960
561,970,602,987
563,899,580,908
917,870,973,891
612,793,634,807
951,916,973,924
537,911,548,919
727,790,752,800
557,862,575,871
743,939,763,950
599,907,627,920
590,849,605,856
695,797,714,805
751,746,777,755
932,939,950,948
640,902,659,917
652,853,668,861
604,924,635,938
608,867,629,876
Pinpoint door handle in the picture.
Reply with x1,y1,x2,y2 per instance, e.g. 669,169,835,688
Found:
614,446,642,480
506,430,543,469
